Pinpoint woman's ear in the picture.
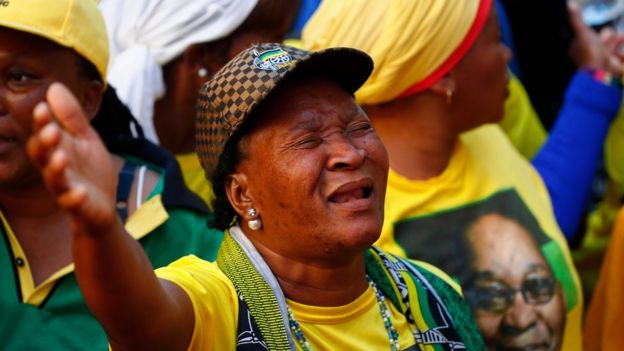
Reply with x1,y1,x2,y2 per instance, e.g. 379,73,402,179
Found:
182,43,223,85
82,80,104,121
429,75,457,100
225,171,255,218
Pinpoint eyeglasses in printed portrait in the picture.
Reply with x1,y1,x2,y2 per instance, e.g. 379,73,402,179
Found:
393,190,568,350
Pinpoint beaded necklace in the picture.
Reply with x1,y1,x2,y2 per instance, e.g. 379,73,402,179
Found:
286,276,401,351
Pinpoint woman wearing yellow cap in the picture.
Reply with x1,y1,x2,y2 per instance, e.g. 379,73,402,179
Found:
0,0,222,348
301,0,622,349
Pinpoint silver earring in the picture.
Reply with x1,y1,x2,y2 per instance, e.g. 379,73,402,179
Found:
247,208,257,217
247,208,262,230
198,67,208,78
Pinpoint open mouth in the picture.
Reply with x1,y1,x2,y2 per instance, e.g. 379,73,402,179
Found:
329,184,373,204
500,335,550,351
0,135,16,147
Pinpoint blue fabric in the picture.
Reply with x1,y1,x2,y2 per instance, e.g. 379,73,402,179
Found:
532,71,622,241
287,0,321,38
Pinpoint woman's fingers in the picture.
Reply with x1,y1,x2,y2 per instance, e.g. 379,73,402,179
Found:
40,149,70,194
29,82,118,225
33,101,52,132
46,83,93,137
57,185,88,212
28,85,81,205
27,115,62,168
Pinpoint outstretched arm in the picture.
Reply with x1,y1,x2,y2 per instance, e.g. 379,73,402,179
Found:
27,83,194,350
532,3,623,241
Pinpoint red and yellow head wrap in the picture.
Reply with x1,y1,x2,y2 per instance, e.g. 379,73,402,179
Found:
302,0,492,105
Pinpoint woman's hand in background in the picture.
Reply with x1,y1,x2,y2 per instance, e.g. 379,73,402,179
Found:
568,1,624,75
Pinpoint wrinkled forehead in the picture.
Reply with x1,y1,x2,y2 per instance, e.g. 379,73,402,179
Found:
245,74,362,132
467,214,548,269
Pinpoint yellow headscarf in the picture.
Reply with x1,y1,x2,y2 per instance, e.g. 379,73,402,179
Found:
303,0,491,105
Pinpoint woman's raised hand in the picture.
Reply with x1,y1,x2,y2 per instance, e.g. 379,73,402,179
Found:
27,83,119,236
26,83,193,350
568,2,624,75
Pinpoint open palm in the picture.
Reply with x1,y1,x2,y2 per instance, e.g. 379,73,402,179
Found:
27,83,119,236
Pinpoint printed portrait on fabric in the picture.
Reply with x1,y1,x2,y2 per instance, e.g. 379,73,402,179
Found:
393,190,571,350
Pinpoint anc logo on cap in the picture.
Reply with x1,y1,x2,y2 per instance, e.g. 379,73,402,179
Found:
252,48,294,72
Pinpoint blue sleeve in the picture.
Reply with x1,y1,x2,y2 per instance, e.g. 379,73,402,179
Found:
532,71,622,241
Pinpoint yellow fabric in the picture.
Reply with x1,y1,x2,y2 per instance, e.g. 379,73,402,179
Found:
378,124,583,350
282,38,303,48
572,180,623,300
605,107,624,193
500,74,547,159
572,108,624,299
156,255,462,351
176,152,215,210
3,194,168,307
125,195,169,240
155,257,239,351
302,0,479,104
287,285,417,351
583,207,624,351
0,212,72,306
0,0,109,81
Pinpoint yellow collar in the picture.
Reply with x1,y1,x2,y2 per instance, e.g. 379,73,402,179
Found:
1,195,168,306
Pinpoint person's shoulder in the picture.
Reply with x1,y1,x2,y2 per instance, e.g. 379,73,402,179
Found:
158,255,221,275
368,247,462,296
156,255,237,318
460,124,539,180
156,256,239,350
156,255,234,295
460,124,519,159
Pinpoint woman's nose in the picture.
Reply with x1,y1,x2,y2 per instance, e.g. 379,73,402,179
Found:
326,136,366,171
502,43,513,65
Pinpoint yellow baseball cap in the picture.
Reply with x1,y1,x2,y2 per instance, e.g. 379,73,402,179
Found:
0,0,109,81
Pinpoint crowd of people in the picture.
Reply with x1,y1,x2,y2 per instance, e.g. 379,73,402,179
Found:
1,0,623,350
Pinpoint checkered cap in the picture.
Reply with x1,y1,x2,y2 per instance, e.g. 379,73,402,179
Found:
196,43,374,178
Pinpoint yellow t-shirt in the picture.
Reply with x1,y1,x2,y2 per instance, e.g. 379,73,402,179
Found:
176,152,215,210
156,257,238,351
377,124,582,350
156,255,461,351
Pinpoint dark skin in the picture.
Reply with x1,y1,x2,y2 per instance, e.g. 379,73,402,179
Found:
0,28,157,286
153,25,294,154
366,5,623,181
227,77,389,306
27,76,389,349
365,7,511,181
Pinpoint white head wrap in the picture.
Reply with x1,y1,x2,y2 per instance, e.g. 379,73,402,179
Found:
99,0,259,143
